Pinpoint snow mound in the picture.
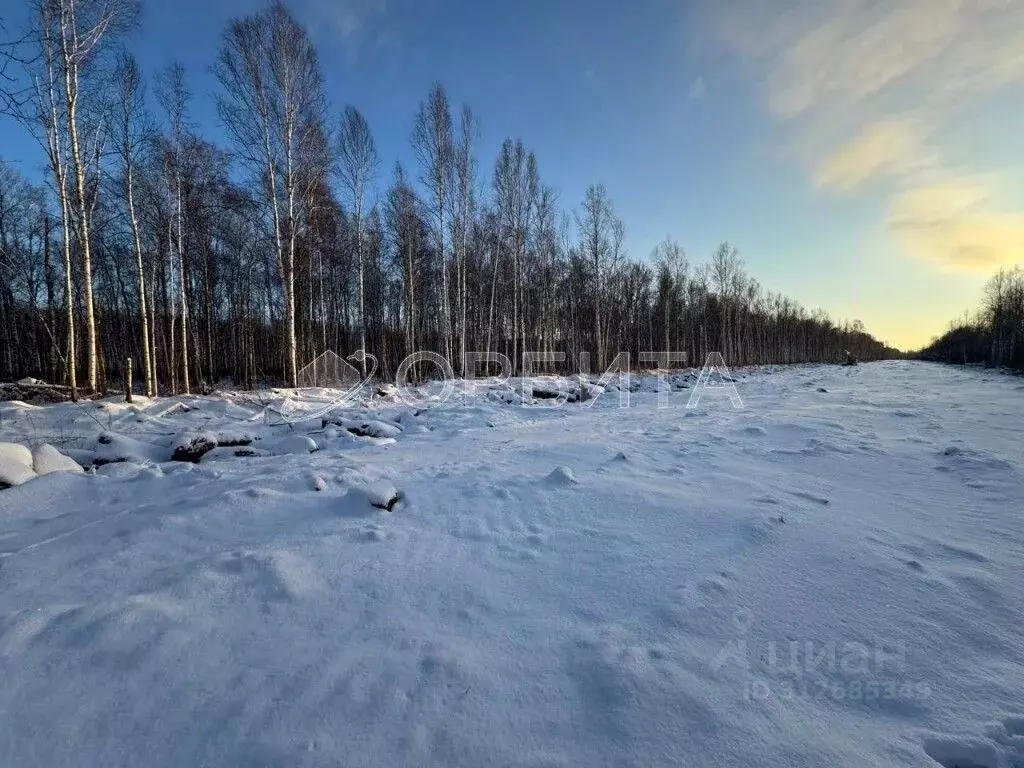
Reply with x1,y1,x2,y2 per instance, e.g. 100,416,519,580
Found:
171,432,218,463
0,442,37,488
328,417,402,439
94,432,168,466
63,448,96,468
546,466,578,486
0,442,33,467
199,446,269,463
530,377,572,401
347,480,401,511
209,429,256,447
31,444,85,476
488,388,528,405
0,381,71,404
267,435,318,455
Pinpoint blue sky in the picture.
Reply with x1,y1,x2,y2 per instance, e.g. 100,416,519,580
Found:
2,0,1022,349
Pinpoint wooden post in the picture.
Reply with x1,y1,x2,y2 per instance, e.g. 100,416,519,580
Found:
124,357,133,403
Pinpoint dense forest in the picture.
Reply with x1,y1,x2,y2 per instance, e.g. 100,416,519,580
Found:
919,267,1024,371
0,0,898,398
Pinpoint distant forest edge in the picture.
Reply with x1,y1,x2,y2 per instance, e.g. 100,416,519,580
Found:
918,267,1024,372
0,0,900,396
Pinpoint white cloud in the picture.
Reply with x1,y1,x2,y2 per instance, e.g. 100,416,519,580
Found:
718,0,1024,270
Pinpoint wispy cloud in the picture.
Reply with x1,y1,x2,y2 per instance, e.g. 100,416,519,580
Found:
813,117,933,193
299,0,389,60
688,76,706,101
723,0,1024,118
719,0,1024,271
888,178,1024,270
334,0,386,41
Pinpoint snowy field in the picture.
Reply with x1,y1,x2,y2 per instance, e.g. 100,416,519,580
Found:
0,361,1022,768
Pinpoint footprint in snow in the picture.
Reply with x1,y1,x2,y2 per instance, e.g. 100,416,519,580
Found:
788,489,830,506
741,514,786,543
360,524,388,543
923,715,1024,768
525,527,546,546
934,541,988,563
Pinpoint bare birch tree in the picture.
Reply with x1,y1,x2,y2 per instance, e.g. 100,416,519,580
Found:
412,83,454,366
215,0,326,388
386,162,421,360
20,0,77,398
155,61,190,393
113,52,153,395
336,105,377,376
53,0,135,391
451,104,476,378
577,184,616,371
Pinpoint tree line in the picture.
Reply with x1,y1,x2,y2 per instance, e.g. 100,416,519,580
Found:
0,0,898,398
919,267,1024,371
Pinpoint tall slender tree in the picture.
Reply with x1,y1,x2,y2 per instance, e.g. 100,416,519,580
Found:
112,52,154,395
576,184,618,371
55,0,136,392
215,0,327,388
336,105,377,376
155,61,192,392
412,83,454,366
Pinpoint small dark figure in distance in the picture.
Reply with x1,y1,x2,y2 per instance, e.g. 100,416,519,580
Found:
842,350,858,366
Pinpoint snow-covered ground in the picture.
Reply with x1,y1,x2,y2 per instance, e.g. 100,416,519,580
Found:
0,361,1022,767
